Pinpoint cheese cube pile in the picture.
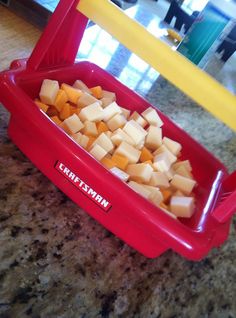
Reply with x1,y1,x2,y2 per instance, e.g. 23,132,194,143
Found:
36,78,197,219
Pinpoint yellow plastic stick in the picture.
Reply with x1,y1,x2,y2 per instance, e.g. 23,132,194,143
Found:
77,0,236,131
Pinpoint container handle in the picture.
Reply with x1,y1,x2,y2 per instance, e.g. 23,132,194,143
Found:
27,0,88,70
211,171,236,223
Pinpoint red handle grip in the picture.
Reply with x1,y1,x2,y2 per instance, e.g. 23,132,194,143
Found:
27,0,88,70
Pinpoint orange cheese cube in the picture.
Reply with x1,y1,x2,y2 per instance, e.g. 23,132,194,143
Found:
101,156,117,169
59,121,71,135
61,83,82,104
50,115,62,126
87,136,97,149
60,103,71,120
46,106,59,117
35,99,49,113
97,121,109,134
54,89,68,112
140,147,154,163
90,85,103,99
161,189,172,203
111,153,129,170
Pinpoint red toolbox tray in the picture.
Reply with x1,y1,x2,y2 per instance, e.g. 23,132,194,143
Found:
0,0,235,260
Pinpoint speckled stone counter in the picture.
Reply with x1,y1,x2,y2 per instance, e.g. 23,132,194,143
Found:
0,5,236,318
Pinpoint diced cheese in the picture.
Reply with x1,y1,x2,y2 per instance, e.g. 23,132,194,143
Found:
97,121,109,134
73,80,90,94
123,120,147,145
80,134,89,148
101,156,117,169
72,132,82,144
115,141,141,164
39,79,59,105
140,146,154,163
148,171,169,188
172,160,192,172
107,114,127,131
141,107,163,127
92,132,114,153
63,114,84,134
87,136,97,149
103,101,122,122
90,144,107,161
163,137,182,156
164,168,175,181
170,196,195,218
78,102,104,122
82,120,98,137
102,90,116,101
110,167,129,182
111,128,135,146
90,85,103,99
126,163,153,183
129,111,147,128
170,174,196,195
111,153,129,170
77,92,99,108
145,125,162,150
59,121,71,135
100,97,114,108
175,165,193,179
61,83,82,104
142,185,163,206
70,106,78,115
161,189,172,203
128,181,152,199
153,144,177,164
50,116,62,126
120,107,131,119
153,152,172,172
54,89,68,112
60,103,71,120
35,99,49,113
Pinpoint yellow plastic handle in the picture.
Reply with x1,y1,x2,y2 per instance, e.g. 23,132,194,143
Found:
77,0,236,131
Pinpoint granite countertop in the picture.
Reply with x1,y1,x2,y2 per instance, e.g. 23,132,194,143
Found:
0,4,236,318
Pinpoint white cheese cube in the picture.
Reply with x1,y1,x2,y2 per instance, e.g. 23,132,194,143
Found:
100,97,114,108
110,167,129,182
141,107,163,127
153,144,177,164
142,185,163,206
103,101,122,122
170,174,196,195
115,141,141,164
175,165,193,179
102,90,116,101
128,181,152,199
79,102,104,122
123,120,147,145
111,128,135,146
153,152,172,172
163,137,182,156
73,80,91,94
77,92,99,108
120,107,131,119
164,167,175,181
107,113,127,131
148,171,170,188
172,160,192,172
64,114,84,134
90,144,107,161
129,111,147,128
82,120,98,137
170,196,195,218
126,163,153,183
145,126,162,150
39,79,59,105
72,132,82,144
92,132,114,153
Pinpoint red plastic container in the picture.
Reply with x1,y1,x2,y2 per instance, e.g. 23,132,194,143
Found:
0,0,235,260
